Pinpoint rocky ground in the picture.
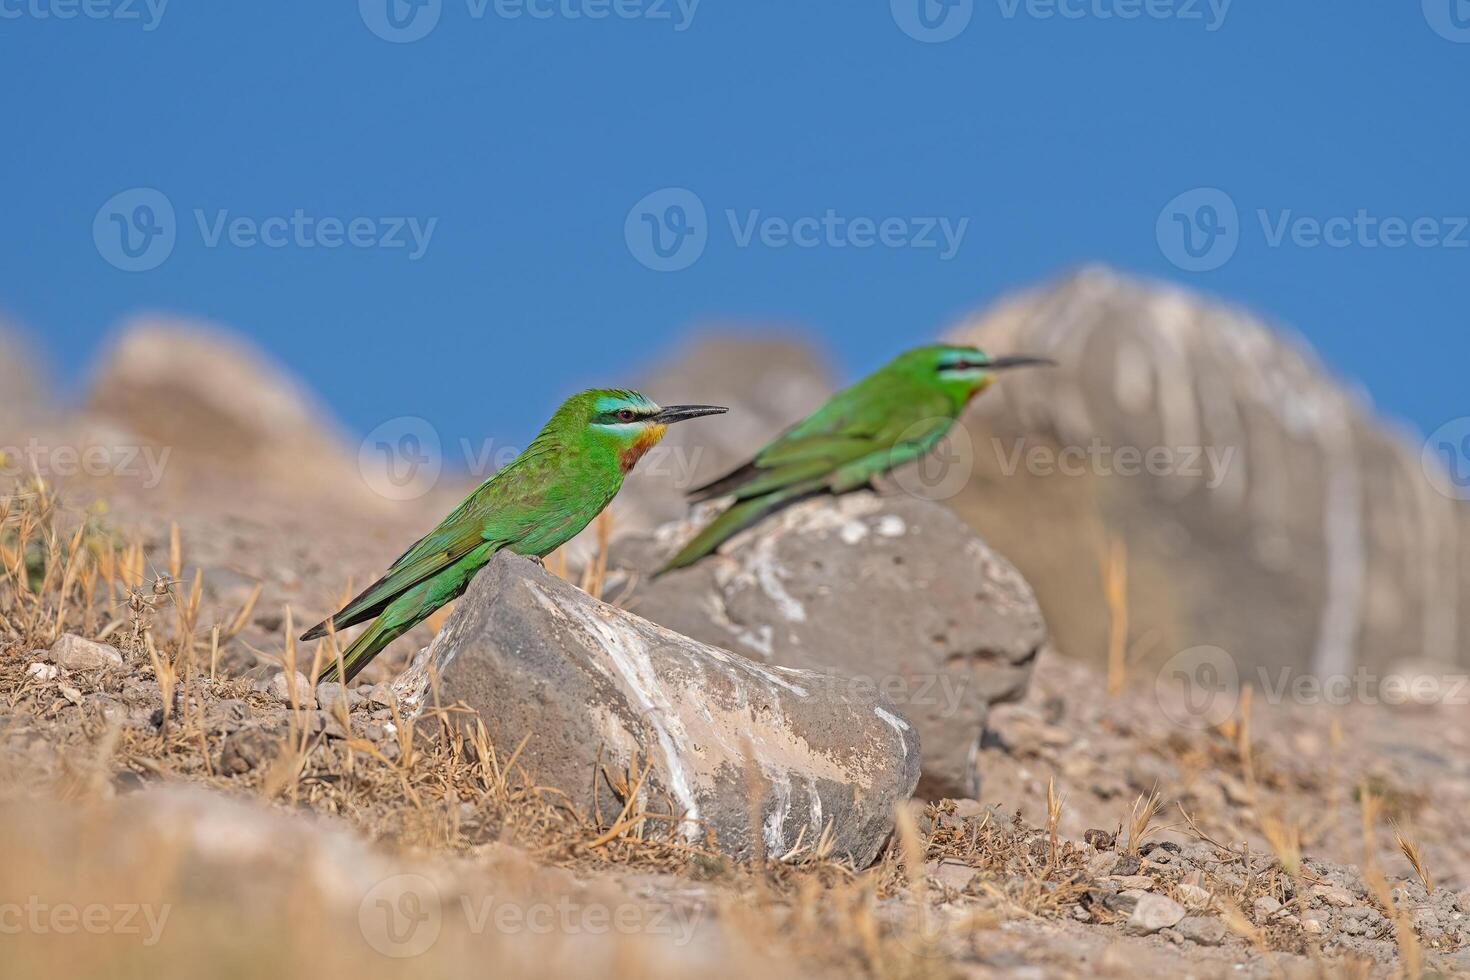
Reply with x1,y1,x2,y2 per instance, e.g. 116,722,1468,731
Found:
2,472,1467,979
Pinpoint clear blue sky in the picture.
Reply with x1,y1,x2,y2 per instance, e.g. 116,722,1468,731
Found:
3,2,1467,448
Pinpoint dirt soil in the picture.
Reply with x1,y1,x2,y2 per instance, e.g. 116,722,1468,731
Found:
1,475,1467,979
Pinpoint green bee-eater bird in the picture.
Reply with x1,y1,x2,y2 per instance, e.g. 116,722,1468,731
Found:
658,344,1053,574
304,390,727,683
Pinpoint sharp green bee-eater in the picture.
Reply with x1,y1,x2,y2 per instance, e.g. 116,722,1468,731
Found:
658,344,1053,574
304,390,727,684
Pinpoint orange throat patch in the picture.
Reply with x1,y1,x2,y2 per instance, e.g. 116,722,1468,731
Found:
618,424,667,473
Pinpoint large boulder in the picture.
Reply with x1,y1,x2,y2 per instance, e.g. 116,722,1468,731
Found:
396,550,920,867
610,492,1048,800
949,266,1468,678
86,316,364,500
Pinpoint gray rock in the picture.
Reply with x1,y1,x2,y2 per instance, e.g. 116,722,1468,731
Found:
314,682,359,713
398,551,921,867
25,662,59,682
613,491,1046,798
1176,914,1226,946
927,858,976,893
259,671,315,709
1126,893,1186,934
1311,884,1358,908
49,634,125,672
952,266,1470,678
1253,895,1283,924
1174,882,1212,910
218,726,278,775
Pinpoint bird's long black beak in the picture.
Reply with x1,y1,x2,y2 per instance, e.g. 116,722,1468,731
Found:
653,404,728,424
984,355,1056,370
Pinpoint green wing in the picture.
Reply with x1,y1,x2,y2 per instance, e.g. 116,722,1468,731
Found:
661,384,958,574
301,431,575,642
688,379,955,501
300,507,505,641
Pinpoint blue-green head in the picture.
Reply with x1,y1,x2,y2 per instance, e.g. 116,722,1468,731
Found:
886,343,1055,405
551,389,727,472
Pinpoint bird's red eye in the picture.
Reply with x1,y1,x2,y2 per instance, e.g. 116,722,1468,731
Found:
617,409,637,422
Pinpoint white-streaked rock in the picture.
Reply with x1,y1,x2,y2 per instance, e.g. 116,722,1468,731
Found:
396,551,921,867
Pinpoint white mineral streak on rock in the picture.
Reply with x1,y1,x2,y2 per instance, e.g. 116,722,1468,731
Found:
525,581,702,840
1420,466,1459,663
875,515,906,538
701,591,775,659
750,537,806,623
1313,411,1365,677
763,770,793,853
875,706,910,744
805,776,823,845
694,641,810,697
1113,338,1155,416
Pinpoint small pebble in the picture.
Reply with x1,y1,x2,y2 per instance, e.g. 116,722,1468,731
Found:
49,634,124,672
1126,893,1186,934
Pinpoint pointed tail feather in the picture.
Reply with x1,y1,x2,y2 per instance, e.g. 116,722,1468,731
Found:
657,482,825,575
686,461,760,502
315,613,414,685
